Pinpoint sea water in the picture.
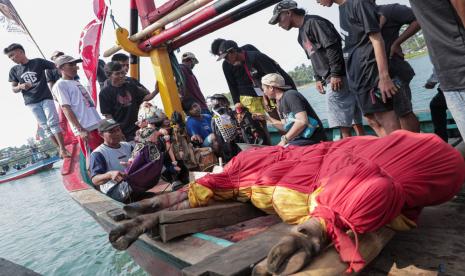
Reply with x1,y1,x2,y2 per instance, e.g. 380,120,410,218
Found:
0,55,434,276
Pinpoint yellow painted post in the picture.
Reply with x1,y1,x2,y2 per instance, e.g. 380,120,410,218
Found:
149,47,183,117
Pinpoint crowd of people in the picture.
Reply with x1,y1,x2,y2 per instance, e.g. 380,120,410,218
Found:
3,0,465,204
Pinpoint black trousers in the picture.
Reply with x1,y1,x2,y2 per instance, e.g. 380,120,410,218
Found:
429,88,448,142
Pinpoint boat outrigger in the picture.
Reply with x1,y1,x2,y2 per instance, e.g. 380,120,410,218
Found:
61,0,465,275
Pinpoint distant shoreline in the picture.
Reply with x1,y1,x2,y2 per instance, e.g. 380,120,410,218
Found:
296,51,428,90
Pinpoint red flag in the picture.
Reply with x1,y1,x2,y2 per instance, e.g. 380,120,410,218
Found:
79,0,107,102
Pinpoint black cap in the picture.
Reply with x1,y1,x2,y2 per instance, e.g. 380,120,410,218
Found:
216,40,239,61
269,0,298,25
98,119,120,132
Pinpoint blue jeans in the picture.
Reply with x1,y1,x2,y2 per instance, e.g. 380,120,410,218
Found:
26,99,61,137
443,91,465,138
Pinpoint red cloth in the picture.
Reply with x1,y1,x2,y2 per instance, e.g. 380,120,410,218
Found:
197,131,465,271
77,129,103,158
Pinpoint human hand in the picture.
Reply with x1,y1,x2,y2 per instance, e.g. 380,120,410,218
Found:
378,77,398,103
315,81,325,94
78,129,89,140
424,81,437,89
21,82,33,90
330,76,343,91
108,171,126,183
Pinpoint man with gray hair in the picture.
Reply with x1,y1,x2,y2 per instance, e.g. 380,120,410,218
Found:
262,73,326,146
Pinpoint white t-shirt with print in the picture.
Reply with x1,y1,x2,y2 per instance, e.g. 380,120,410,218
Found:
52,79,101,134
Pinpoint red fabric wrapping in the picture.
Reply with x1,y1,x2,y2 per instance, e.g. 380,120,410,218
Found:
196,131,465,271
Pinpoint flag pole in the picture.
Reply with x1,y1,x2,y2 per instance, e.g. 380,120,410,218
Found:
8,2,46,59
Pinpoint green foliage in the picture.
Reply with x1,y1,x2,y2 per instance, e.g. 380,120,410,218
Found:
287,63,315,87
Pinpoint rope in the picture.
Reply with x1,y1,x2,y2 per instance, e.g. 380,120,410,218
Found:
107,0,122,29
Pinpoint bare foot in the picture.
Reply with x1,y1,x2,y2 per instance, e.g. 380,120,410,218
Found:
109,213,160,250
266,218,326,275
123,190,188,218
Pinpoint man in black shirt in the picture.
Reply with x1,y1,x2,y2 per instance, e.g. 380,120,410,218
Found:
4,43,69,158
99,62,159,142
262,73,326,146
318,0,400,137
377,3,421,133
106,53,151,93
269,0,365,139
409,0,465,139
211,38,261,109
217,40,297,114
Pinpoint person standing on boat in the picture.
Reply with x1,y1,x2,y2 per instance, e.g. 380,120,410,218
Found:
408,0,465,139
179,52,209,114
262,73,326,146
317,0,401,137
99,61,159,142
90,119,134,203
106,53,152,94
269,0,365,139
4,43,70,158
52,55,102,155
375,3,421,133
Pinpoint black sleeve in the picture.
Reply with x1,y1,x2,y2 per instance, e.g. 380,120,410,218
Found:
284,91,307,115
41,59,57,70
310,19,341,49
45,70,54,83
326,43,345,77
99,89,114,115
241,44,259,52
254,53,281,75
223,62,240,104
8,67,19,82
356,0,381,34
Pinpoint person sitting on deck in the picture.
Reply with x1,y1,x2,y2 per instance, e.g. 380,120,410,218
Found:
262,73,327,146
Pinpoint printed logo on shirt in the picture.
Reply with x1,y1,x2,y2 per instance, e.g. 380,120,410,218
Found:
20,71,38,84
302,36,315,57
117,91,133,107
77,84,95,108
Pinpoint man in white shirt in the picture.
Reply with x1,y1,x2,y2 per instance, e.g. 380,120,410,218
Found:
52,55,102,155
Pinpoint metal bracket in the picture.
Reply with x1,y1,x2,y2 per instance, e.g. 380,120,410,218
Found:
115,27,150,57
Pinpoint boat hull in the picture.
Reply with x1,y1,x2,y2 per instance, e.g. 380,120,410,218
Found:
0,156,60,184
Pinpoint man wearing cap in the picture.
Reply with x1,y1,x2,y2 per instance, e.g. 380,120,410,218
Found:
4,43,70,158
52,55,103,155
90,119,134,202
270,0,365,139
180,52,209,114
262,73,326,146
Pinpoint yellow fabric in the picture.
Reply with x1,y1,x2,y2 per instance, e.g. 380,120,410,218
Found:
387,214,417,231
240,96,266,114
188,181,326,225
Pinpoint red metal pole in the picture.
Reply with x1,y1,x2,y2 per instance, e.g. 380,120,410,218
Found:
170,0,281,50
135,0,156,28
139,0,246,51
147,0,190,23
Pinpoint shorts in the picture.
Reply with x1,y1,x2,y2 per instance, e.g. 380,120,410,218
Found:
357,87,394,116
240,96,266,114
27,99,61,137
393,82,413,117
326,78,363,128
106,181,132,203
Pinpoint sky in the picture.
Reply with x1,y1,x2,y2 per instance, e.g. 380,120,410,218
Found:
0,0,408,148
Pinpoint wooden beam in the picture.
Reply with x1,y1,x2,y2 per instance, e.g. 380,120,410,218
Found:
159,202,265,242
182,223,292,276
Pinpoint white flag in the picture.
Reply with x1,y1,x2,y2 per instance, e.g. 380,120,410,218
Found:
0,0,26,33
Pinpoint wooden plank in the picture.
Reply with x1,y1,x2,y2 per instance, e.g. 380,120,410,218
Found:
0,258,41,276
159,202,266,242
182,223,292,276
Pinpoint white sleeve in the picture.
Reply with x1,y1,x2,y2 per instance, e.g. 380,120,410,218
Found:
53,81,72,106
